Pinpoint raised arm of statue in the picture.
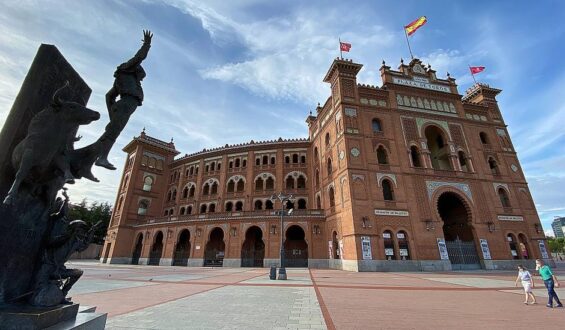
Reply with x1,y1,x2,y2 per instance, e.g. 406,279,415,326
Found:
118,30,152,70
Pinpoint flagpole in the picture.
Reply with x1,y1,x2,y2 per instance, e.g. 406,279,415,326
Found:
339,37,343,59
404,29,414,60
469,65,477,84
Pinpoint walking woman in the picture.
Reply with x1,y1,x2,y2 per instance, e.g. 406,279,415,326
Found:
535,259,563,308
515,264,536,304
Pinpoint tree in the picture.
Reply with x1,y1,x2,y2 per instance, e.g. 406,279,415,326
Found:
547,237,565,255
68,199,112,244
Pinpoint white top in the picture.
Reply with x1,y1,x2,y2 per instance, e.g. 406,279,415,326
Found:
519,270,531,281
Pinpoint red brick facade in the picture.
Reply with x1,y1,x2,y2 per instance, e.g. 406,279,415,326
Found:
101,58,548,271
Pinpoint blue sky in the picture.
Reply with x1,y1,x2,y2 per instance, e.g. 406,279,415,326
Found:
0,0,564,235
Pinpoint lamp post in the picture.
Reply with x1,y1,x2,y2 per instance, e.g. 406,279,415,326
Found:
270,192,294,280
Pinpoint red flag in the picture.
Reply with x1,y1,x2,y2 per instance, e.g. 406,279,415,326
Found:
405,16,427,36
470,66,485,75
340,42,351,52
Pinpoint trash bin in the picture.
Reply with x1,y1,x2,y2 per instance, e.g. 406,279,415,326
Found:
269,266,277,280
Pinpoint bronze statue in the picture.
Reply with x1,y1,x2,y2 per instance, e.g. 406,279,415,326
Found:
95,30,152,170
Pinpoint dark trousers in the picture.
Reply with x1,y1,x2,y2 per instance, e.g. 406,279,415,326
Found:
544,279,562,306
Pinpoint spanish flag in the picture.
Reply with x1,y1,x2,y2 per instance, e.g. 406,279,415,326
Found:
405,16,427,36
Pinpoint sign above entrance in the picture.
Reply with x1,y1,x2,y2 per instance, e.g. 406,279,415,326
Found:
374,209,409,217
497,215,524,222
392,77,451,93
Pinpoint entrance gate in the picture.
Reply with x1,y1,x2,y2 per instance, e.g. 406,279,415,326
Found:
445,238,481,270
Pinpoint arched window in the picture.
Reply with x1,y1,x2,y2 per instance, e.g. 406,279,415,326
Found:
458,151,468,172
265,200,274,210
254,200,263,210
255,178,264,191
189,167,194,175
327,158,333,175
292,154,299,163
297,176,306,189
270,156,275,164
180,207,185,215
265,177,274,190
518,234,530,259
187,205,192,214
376,146,388,164
217,163,221,171
169,208,174,216
314,147,319,164
425,126,452,170
488,157,500,175
229,161,233,169
298,199,307,209
479,132,489,144
329,187,335,207
316,195,321,209
236,180,245,192
138,200,149,215
383,230,396,260
205,165,209,172
203,184,210,195
498,188,511,207
211,182,218,195
286,176,295,189
195,166,199,174
171,189,177,201
285,200,294,210
300,155,306,163
143,176,153,191
164,209,169,216
167,190,172,202
235,201,243,211
410,146,421,167
382,179,394,201
182,186,189,198
507,234,519,259
210,162,215,171
285,156,290,164
372,118,382,133
325,133,331,147
209,203,216,213
397,231,410,260
189,186,195,197
262,155,268,165
225,202,233,212
242,159,247,167
227,180,235,192
200,204,207,213
235,158,240,167
315,169,320,187
256,158,260,166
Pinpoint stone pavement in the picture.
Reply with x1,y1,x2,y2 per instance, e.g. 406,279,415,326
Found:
68,261,565,330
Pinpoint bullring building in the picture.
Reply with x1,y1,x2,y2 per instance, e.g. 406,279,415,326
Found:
100,57,549,271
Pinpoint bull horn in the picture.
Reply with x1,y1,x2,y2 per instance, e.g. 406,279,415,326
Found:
52,80,70,107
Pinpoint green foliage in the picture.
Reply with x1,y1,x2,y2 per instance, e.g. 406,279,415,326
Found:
547,237,565,254
68,198,112,244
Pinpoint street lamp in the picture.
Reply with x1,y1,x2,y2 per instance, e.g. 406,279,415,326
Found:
270,192,295,280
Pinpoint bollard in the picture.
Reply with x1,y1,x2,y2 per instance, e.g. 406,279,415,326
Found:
269,266,277,280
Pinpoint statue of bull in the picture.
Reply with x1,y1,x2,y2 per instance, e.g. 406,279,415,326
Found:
3,82,100,205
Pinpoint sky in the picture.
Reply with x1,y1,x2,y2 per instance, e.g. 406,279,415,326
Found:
0,0,564,235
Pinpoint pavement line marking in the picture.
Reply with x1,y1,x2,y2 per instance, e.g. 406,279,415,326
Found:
310,268,335,330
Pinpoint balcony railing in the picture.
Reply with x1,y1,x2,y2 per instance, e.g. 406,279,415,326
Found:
139,209,325,225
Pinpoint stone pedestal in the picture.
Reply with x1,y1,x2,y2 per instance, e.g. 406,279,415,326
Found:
0,303,106,330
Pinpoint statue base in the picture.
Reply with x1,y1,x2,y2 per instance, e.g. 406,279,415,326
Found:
0,303,106,330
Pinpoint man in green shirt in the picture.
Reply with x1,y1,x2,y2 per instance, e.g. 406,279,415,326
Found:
536,259,562,308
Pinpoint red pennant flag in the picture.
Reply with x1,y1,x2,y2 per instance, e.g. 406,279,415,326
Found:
340,41,351,52
470,66,485,75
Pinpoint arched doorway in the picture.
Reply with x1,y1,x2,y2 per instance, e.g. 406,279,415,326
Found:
148,231,164,266
284,225,308,267
204,228,225,266
332,231,339,259
131,233,143,265
173,229,191,266
241,226,265,267
437,192,480,269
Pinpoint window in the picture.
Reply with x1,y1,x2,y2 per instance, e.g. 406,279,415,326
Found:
182,186,189,198
200,204,207,213
271,157,276,165
285,200,294,210
488,158,500,175
325,133,331,147
314,147,319,164
210,162,215,171
265,200,274,210
458,151,468,172
225,202,233,212
372,119,382,133
235,158,240,168
167,191,172,202
286,176,295,189
209,203,216,213
316,195,321,209
217,163,221,171
229,161,233,169
507,234,519,259
255,178,264,191
227,180,235,192
479,132,489,144
180,207,185,215
122,175,129,189
187,205,192,214
265,177,274,190
327,158,333,175
172,189,177,201
397,231,410,260
143,176,153,191
138,200,149,215
410,146,421,167
262,155,268,165
211,182,218,195
236,180,245,192
315,169,320,187
254,200,263,210
292,154,298,163
300,155,306,163
329,187,335,207
242,159,247,167
256,158,261,166
498,188,511,208
297,176,306,189
285,156,290,164
382,179,394,201
383,230,396,260
298,199,307,209
205,165,209,172
203,184,209,195
235,201,243,211
189,186,195,197
164,210,169,216
376,146,388,164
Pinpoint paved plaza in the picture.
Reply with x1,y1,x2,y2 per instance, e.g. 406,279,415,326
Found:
69,261,565,329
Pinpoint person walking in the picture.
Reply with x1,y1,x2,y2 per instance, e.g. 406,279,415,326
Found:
535,259,562,308
515,265,536,304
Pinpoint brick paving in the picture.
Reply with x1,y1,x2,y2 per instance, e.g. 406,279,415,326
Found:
68,261,565,329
